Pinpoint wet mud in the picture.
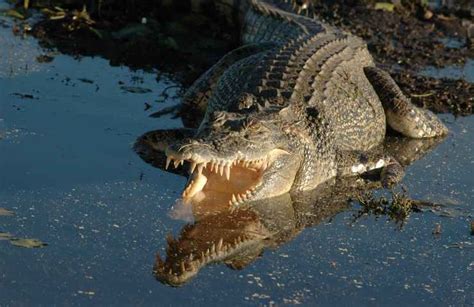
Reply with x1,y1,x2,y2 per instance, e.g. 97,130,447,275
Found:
4,0,473,115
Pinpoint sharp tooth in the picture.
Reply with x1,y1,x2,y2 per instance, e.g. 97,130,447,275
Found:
190,162,197,173
168,268,173,275
225,164,231,180
165,157,171,169
198,164,204,174
231,194,237,203
217,238,223,251
189,253,194,261
180,160,184,166
211,243,216,253
210,161,215,172
240,193,247,200
180,261,186,272
155,254,164,267
219,163,224,176
182,176,207,199
237,194,243,202
173,159,180,168
206,248,210,256
166,234,175,245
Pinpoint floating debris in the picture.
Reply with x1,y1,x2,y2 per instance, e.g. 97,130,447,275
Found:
352,190,454,228
10,238,48,248
0,232,13,241
77,78,94,84
10,92,38,99
0,208,14,216
432,223,442,235
374,2,395,12
120,86,152,94
36,54,54,63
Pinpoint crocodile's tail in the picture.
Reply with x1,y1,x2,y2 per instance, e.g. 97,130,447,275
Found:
364,67,448,138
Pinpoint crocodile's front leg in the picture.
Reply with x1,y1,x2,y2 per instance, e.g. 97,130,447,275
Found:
336,148,404,188
336,135,447,188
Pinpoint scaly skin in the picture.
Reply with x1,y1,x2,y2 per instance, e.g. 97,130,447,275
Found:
136,0,448,207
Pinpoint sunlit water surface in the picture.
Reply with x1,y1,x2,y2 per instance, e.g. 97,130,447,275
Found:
0,12,473,306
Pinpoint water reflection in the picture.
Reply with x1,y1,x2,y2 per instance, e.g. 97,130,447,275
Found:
155,182,361,286
135,131,447,286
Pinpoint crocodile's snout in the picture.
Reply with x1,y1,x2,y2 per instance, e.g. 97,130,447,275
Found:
164,132,291,206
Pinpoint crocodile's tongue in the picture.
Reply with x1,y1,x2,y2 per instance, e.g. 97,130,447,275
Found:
182,163,263,205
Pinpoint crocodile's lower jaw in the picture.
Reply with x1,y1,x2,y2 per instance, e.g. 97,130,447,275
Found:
184,163,263,205
165,149,289,205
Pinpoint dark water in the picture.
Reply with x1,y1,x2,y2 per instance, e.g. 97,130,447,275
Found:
1,12,473,306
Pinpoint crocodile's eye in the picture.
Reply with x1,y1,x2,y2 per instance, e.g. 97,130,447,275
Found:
237,93,257,111
243,118,259,129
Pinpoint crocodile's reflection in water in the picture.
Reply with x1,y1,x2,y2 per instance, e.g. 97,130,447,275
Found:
135,134,446,286
156,181,363,286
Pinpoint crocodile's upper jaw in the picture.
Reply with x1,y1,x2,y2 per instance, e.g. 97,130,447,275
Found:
165,148,290,206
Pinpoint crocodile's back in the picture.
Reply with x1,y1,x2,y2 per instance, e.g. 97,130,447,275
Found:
203,0,386,151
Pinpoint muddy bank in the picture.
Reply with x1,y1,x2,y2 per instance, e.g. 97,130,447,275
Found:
4,0,474,115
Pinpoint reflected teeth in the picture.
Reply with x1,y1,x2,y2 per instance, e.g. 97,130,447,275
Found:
157,234,256,278
228,187,257,206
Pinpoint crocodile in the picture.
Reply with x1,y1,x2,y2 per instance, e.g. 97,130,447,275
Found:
135,0,448,207
148,136,444,286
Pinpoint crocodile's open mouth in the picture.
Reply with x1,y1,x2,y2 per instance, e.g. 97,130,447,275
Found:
165,149,288,205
